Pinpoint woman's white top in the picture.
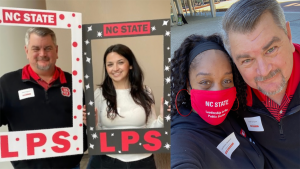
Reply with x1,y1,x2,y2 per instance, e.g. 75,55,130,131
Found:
94,86,163,162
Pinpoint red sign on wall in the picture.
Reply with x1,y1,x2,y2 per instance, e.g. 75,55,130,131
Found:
2,9,57,25
103,22,150,37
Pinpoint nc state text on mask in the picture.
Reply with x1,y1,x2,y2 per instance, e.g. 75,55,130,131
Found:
205,100,229,107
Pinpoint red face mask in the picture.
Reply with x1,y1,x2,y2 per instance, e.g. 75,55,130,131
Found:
190,87,237,125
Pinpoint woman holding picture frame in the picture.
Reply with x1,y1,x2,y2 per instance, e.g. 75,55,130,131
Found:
83,44,166,169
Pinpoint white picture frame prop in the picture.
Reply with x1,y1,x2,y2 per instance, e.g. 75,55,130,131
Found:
0,7,83,162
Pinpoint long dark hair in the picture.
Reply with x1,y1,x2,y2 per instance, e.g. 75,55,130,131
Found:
171,34,247,118
100,44,155,122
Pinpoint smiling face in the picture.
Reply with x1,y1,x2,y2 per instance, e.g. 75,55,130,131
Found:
105,52,132,85
228,11,295,96
188,49,234,91
25,33,58,73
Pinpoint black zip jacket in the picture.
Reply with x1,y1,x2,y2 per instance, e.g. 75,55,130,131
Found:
242,87,300,169
171,108,265,169
0,69,87,169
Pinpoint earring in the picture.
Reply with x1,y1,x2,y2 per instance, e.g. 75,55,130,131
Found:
231,98,239,111
175,89,192,117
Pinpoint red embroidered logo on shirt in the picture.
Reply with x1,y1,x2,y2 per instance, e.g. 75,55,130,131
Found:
61,87,71,97
240,129,246,138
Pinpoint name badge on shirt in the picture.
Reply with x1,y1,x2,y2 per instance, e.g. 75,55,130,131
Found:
217,132,240,159
18,88,35,100
244,116,264,132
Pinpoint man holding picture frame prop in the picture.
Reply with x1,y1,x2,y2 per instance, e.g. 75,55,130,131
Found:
0,7,86,169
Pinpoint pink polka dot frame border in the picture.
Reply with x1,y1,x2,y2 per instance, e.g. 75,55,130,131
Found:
0,7,83,162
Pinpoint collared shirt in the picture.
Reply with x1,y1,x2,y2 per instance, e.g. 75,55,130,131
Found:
260,93,292,121
247,43,300,122
22,64,67,90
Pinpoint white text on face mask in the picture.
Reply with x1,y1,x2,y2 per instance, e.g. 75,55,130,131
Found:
205,100,229,107
207,109,228,118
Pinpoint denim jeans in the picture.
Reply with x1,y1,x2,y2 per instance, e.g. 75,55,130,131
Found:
86,154,156,169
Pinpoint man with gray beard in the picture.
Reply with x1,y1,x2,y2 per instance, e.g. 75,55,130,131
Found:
222,0,300,168
0,27,87,169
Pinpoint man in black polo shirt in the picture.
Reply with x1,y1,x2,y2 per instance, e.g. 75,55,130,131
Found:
221,0,300,168
0,27,87,169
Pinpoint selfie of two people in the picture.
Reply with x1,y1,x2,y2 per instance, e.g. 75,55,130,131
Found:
0,2,170,169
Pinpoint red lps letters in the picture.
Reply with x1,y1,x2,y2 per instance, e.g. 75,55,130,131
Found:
100,130,161,152
0,131,71,158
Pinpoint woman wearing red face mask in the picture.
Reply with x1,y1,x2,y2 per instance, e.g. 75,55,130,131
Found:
170,34,265,169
